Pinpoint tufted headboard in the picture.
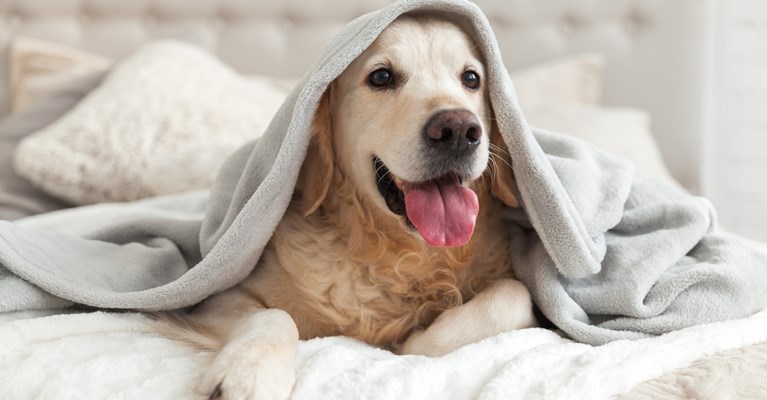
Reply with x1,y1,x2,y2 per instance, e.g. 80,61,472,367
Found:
0,0,709,192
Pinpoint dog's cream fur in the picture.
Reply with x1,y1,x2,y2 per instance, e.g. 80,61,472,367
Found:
164,15,537,400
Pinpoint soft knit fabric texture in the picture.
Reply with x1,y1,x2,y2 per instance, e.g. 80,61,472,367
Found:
1,0,766,345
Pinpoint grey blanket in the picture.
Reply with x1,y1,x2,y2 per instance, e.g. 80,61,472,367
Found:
1,0,766,346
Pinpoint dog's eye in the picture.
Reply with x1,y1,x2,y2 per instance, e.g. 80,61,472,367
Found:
462,70,480,90
368,68,395,88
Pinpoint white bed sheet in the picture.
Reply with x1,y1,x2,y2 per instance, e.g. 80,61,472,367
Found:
2,309,767,400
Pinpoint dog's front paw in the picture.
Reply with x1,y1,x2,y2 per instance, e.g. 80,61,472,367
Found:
197,308,299,400
201,341,296,400
398,308,462,357
399,279,537,357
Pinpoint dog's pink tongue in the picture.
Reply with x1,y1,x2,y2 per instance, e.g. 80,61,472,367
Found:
403,176,479,247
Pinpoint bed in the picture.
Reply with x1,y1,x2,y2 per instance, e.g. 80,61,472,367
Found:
1,0,766,399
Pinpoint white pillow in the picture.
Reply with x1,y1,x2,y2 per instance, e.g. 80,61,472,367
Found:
524,105,683,189
14,41,288,204
11,39,606,204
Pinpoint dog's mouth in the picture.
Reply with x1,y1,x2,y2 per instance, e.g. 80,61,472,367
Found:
374,156,479,247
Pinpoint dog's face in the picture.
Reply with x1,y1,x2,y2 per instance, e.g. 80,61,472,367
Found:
334,16,491,186
301,15,516,248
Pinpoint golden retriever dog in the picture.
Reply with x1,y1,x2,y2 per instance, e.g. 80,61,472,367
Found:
166,14,538,400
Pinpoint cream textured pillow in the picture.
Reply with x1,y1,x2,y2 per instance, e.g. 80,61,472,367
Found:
525,104,683,189
11,39,606,205
14,41,289,204
8,37,112,113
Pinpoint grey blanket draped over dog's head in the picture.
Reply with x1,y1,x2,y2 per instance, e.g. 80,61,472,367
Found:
1,0,766,345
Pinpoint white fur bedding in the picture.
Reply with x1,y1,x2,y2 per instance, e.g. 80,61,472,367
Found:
620,341,767,399
2,309,766,400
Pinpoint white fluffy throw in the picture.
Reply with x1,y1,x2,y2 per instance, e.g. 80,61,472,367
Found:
2,310,767,399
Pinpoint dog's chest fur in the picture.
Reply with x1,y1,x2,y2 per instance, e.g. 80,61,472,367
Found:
236,182,513,348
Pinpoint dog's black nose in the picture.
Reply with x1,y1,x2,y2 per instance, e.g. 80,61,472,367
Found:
423,109,481,155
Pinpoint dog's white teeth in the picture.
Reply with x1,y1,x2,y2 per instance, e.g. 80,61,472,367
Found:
393,176,405,190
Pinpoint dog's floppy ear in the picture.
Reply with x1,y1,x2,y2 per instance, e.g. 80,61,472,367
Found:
489,124,519,208
299,90,334,216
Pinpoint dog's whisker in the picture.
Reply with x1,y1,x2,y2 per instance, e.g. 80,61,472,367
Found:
374,163,392,185
489,142,511,158
376,172,391,186
489,153,512,168
493,157,513,171
374,165,388,178
488,142,506,152
477,154,499,191
488,144,513,167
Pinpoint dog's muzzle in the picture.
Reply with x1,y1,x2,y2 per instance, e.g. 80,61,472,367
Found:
371,109,484,247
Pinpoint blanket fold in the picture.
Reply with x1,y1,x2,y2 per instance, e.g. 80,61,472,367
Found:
508,129,767,344
1,0,766,345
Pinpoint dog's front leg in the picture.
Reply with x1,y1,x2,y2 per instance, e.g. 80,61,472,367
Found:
398,278,537,357
203,308,299,400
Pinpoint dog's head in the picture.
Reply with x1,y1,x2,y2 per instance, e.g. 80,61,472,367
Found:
300,14,517,247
